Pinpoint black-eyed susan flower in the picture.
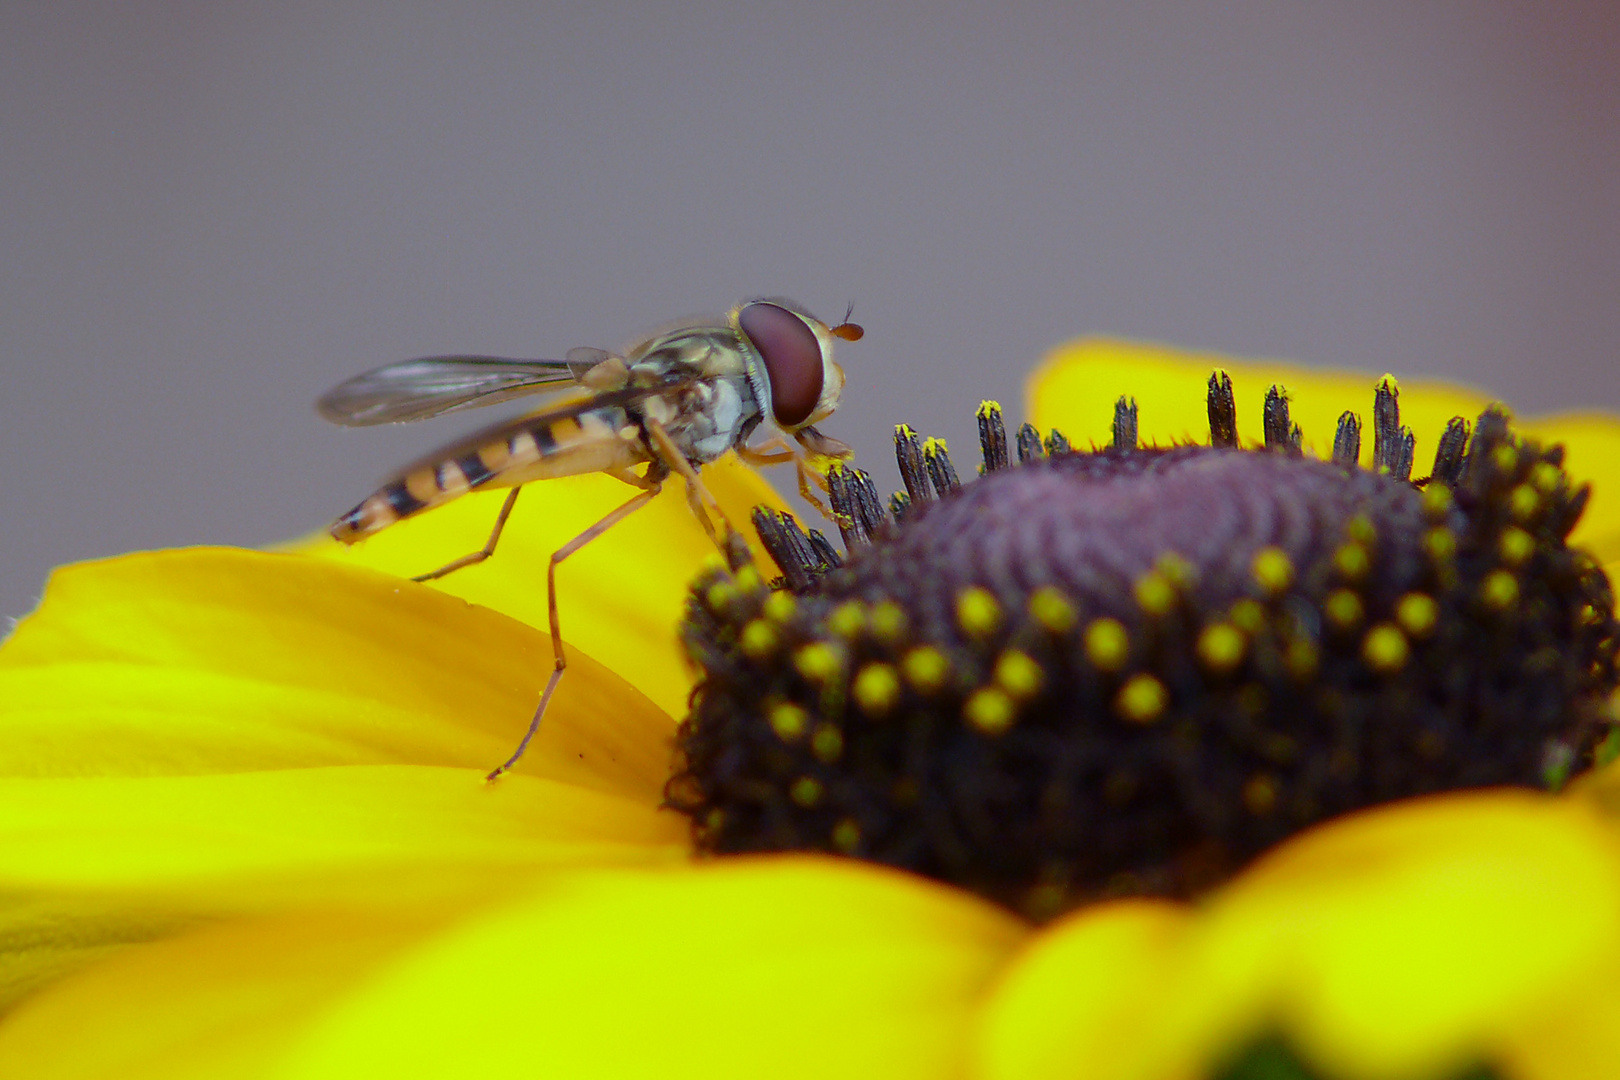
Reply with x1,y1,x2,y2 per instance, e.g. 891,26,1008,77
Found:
0,340,1617,1079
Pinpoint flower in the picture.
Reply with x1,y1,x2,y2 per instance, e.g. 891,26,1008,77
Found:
0,339,1617,1079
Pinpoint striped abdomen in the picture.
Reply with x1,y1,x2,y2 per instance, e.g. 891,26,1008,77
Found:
330,406,644,543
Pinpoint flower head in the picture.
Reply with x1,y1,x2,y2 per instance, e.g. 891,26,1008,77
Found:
0,339,1617,1079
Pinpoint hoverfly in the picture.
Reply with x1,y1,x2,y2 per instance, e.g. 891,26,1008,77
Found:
318,298,863,779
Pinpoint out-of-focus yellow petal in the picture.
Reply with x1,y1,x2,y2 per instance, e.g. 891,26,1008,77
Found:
277,857,1027,1080
289,455,787,719
1517,412,1620,562
977,791,1620,1080
1028,339,1495,469
0,907,458,1080
0,549,672,798
977,900,1218,1080
0,766,685,1013
1202,791,1620,1080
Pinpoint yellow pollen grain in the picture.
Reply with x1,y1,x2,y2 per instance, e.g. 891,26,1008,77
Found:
1396,593,1439,638
1424,527,1457,562
740,619,780,660
1028,587,1077,633
789,776,823,807
1362,623,1409,673
827,601,866,639
1324,589,1364,629
1133,571,1176,616
869,601,908,643
976,399,1002,419
1499,527,1536,567
1509,484,1541,522
1196,623,1246,674
705,581,737,612
902,647,949,693
1481,569,1520,611
994,649,1044,700
1422,483,1453,519
733,565,763,594
811,724,844,763
1229,599,1266,634
964,687,1016,735
763,589,797,623
1084,618,1130,671
1243,773,1279,816
794,642,842,683
853,663,901,717
1156,552,1195,589
1346,516,1377,547
1252,547,1295,595
1493,444,1520,475
831,818,861,853
923,436,951,457
1333,543,1371,582
1531,461,1563,493
1115,674,1168,724
956,587,1002,639
769,701,808,741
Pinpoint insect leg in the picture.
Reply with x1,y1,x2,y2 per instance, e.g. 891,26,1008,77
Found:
411,486,522,583
485,482,663,782
644,418,737,553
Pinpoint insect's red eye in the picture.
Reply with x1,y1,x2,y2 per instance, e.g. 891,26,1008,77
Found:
740,302,824,428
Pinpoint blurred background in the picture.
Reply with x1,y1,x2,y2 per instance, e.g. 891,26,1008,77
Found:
2,2,1617,621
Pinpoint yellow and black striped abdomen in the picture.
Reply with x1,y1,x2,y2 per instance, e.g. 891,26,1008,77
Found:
330,405,645,543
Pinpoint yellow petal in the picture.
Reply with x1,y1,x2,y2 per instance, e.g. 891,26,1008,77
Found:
977,900,1219,1080
1516,411,1620,562
1028,338,1495,469
1203,792,1620,1079
289,455,787,720
0,548,672,799
977,791,1620,1080
0,907,459,1080
0,765,686,1013
278,857,1026,1080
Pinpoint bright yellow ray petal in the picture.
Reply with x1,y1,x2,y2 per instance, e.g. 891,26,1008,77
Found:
1028,338,1497,471
0,766,686,1013
1516,411,1620,562
977,900,1222,1080
1200,791,1620,1080
289,454,788,720
0,548,671,796
977,792,1620,1080
0,907,458,1080
277,857,1027,1080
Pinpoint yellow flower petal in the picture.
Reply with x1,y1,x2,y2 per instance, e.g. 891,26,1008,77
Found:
0,548,672,799
0,907,459,1080
1028,338,1495,468
977,792,1620,1080
279,857,1026,1080
289,455,788,720
0,765,686,1014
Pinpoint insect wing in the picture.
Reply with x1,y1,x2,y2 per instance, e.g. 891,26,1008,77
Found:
317,356,595,427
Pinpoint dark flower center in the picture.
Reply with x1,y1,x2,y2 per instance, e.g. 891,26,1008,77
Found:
667,374,1620,919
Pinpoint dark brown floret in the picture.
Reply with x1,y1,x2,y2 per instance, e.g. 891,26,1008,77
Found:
668,376,1620,920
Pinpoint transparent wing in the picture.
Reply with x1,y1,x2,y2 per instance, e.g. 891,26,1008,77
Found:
316,355,603,426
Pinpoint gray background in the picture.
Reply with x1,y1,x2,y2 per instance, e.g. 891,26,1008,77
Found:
3,2,1617,622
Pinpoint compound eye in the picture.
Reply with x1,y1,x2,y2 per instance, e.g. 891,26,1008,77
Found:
739,302,824,428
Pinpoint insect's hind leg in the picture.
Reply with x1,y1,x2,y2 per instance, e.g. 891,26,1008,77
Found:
411,487,522,583
485,482,663,782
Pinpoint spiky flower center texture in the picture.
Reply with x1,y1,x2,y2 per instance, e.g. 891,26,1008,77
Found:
668,373,1620,919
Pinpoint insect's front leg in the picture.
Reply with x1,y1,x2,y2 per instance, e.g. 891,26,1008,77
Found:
644,418,740,556
485,481,663,782
741,433,836,524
